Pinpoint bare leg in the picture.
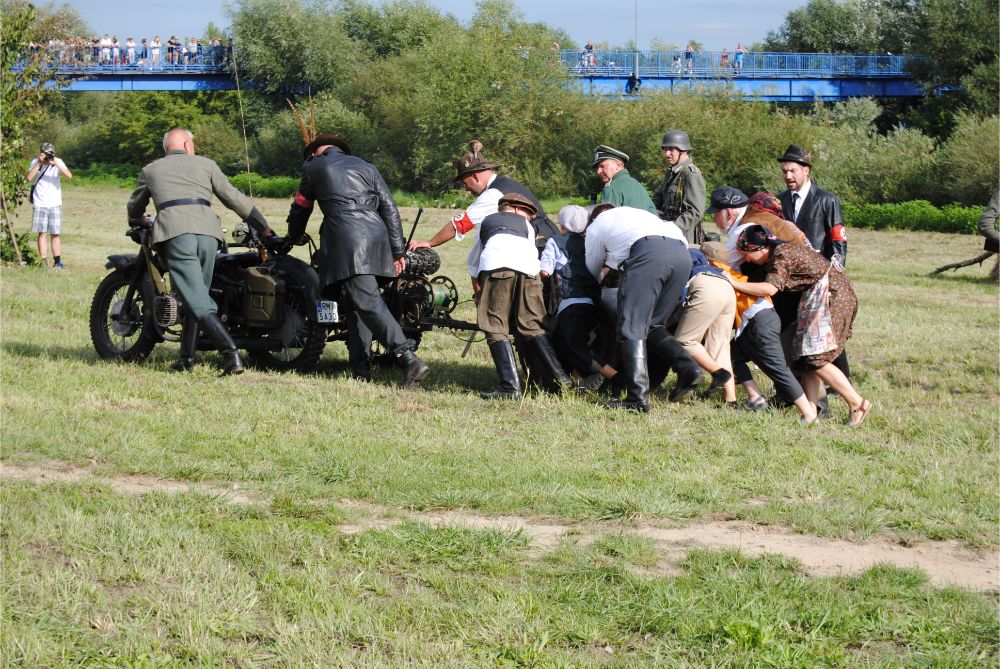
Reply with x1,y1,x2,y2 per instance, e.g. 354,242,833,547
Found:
741,380,764,402
793,394,818,422
813,363,862,409
51,233,61,258
36,232,48,262
801,371,823,411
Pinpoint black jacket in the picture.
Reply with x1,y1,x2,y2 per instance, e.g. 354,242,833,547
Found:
286,147,405,286
780,183,847,265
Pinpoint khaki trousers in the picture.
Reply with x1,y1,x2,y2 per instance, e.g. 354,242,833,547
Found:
477,269,546,344
674,273,736,371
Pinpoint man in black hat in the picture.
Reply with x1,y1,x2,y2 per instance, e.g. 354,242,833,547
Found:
474,193,571,399
286,133,430,387
592,145,656,213
408,140,557,295
776,144,847,265
652,129,707,244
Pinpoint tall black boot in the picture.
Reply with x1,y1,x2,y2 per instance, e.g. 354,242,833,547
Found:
528,334,573,392
198,312,245,376
481,339,521,400
647,328,703,402
604,339,649,412
170,314,199,372
397,349,430,389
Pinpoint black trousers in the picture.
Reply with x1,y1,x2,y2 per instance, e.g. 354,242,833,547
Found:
340,274,411,360
554,302,604,376
617,236,690,342
731,308,804,402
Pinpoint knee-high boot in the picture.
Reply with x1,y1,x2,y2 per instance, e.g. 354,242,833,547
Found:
604,339,649,412
647,328,703,402
170,314,199,372
481,339,521,400
528,334,573,391
198,312,245,376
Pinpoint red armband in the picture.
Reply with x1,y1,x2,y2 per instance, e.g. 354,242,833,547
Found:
830,225,847,242
452,211,475,236
293,190,313,208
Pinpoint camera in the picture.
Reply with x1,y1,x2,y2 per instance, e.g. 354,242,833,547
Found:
43,151,55,162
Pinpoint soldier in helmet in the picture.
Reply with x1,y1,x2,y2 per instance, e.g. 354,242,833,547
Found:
652,129,707,245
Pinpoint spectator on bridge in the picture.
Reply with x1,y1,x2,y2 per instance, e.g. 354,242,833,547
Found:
100,34,112,64
685,42,694,74
112,37,120,65
593,145,656,213
90,36,99,64
126,37,136,65
672,53,682,74
151,36,161,67
734,42,747,74
188,37,198,64
721,48,730,71
167,36,180,65
138,38,148,65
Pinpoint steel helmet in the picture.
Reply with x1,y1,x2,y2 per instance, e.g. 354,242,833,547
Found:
660,130,692,152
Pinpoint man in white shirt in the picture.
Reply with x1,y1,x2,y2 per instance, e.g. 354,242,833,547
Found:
584,205,702,411
26,142,72,269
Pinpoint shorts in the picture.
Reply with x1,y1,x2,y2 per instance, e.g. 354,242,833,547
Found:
32,206,62,234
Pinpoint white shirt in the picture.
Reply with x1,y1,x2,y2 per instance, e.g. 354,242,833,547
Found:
723,207,749,266
790,180,812,222
476,215,540,277
454,174,505,276
28,158,66,208
539,236,568,275
584,207,685,281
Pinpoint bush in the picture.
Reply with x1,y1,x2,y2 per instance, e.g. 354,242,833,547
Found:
228,173,299,198
843,200,981,234
1,231,39,265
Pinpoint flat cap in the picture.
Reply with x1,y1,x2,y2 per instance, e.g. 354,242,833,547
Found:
777,144,811,167
558,204,590,234
699,241,730,265
592,144,629,168
706,186,749,213
498,192,538,218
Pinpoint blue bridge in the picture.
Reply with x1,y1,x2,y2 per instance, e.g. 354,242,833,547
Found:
37,48,924,101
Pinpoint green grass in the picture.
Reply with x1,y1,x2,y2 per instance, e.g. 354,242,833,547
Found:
1,187,998,666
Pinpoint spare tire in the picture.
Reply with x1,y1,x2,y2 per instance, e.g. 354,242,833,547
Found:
403,247,441,276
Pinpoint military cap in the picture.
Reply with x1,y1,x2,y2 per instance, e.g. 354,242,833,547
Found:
592,145,629,168
454,139,499,182
497,192,538,218
777,144,811,167
303,133,352,160
40,142,55,153
706,186,749,213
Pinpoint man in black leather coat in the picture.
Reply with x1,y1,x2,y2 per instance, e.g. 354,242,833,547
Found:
777,145,848,265
286,134,429,387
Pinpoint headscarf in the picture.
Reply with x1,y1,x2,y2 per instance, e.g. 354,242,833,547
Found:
747,192,783,217
736,225,781,252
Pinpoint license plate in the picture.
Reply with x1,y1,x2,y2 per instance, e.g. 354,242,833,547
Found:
316,300,339,323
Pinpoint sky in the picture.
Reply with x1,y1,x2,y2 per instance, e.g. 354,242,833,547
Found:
66,0,805,51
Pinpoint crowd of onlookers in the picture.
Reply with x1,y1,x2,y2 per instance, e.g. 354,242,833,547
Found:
575,40,749,75
27,35,232,69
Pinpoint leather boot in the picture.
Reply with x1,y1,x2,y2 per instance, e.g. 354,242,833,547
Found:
198,312,245,376
349,353,372,382
481,339,521,399
397,349,430,389
528,334,573,392
604,339,649,412
170,314,199,372
647,328,703,402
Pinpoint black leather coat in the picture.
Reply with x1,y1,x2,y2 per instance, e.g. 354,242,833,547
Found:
780,183,848,265
287,147,405,286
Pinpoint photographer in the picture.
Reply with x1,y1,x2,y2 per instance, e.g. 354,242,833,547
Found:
26,142,72,269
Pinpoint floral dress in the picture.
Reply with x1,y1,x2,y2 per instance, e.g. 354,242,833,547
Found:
765,243,857,370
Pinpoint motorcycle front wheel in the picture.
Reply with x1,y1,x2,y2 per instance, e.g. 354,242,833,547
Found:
246,288,327,373
90,269,158,362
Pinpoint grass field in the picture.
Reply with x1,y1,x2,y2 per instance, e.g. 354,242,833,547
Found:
2,185,998,667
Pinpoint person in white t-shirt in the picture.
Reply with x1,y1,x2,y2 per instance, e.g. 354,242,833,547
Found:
26,142,73,268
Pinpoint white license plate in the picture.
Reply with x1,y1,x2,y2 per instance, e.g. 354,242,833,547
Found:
316,300,339,323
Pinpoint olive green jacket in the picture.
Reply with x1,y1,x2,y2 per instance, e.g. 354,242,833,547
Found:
127,151,253,245
652,156,706,244
599,169,656,214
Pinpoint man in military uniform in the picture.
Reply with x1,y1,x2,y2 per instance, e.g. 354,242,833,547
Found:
127,127,272,375
592,145,656,213
286,133,430,388
652,129,706,244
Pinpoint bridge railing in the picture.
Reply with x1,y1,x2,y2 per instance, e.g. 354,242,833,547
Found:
15,44,233,74
562,49,919,79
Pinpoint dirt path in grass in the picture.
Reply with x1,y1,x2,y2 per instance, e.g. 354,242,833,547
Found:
4,461,997,591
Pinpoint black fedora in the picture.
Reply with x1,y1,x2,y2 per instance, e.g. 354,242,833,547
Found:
777,144,811,167
303,134,352,160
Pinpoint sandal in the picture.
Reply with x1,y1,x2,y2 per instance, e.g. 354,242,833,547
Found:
847,398,872,428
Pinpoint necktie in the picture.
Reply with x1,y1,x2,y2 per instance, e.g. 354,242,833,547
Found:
792,192,800,222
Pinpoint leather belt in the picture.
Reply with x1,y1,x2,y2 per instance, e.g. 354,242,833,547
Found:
157,197,210,212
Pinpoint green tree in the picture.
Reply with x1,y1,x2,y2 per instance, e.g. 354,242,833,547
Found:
764,0,919,53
